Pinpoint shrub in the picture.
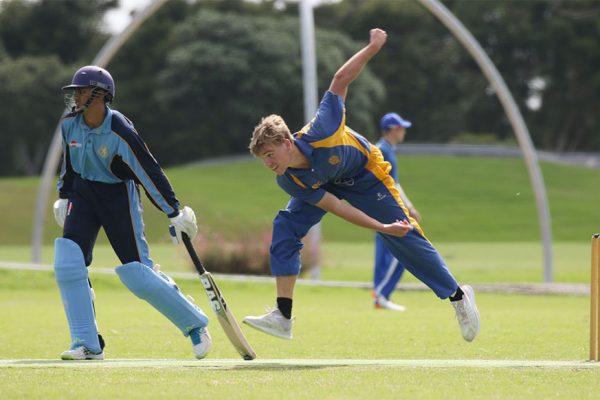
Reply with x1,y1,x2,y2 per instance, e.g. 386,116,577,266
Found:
189,226,318,276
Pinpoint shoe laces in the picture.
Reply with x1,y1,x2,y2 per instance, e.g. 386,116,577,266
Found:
264,306,295,322
454,299,469,324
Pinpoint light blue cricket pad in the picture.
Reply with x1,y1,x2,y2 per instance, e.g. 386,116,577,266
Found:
54,238,101,353
115,262,208,335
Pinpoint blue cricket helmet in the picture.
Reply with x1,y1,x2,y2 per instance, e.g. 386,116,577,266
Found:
62,65,115,99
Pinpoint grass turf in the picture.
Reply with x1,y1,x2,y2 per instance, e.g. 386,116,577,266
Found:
0,269,598,399
2,156,600,246
0,240,591,283
2,155,599,397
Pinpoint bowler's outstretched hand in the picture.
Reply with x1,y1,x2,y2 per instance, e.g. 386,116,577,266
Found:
380,219,413,237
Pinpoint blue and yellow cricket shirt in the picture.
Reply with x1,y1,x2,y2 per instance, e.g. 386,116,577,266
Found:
276,91,376,204
270,92,458,298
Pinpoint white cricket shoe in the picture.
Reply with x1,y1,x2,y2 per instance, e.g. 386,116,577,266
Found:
60,346,104,360
374,295,406,312
191,327,212,359
243,308,293,340
451,285,480,342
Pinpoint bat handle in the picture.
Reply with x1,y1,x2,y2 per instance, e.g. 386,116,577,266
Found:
181,232,206,274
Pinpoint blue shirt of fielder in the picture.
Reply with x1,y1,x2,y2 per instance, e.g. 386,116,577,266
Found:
373,137,405,301
271,91,458,299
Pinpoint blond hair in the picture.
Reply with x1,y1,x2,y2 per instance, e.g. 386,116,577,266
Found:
249,114,293,156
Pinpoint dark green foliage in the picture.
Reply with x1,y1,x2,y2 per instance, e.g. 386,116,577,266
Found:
0,0,599,176
0,56,72,175
0,0,115,63
315,0,474,143
112,7,383,165
0,0,117,175
316,0,600,151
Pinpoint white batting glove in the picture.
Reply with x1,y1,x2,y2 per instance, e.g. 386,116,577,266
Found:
53,199,68,228
169,206,198,244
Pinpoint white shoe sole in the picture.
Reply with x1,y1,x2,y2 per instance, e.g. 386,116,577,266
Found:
60,351,104,360
243,318,292,340
460,285,480,342
375,303,406,312
193,332,212,360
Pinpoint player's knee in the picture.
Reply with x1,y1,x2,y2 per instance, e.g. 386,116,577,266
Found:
54,238,88,283
269,252,301,276
115,262,155,297
272,213,291,235
115,261,208,332
272,211,309,238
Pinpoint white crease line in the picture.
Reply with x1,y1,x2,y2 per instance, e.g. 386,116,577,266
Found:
0,358,598,369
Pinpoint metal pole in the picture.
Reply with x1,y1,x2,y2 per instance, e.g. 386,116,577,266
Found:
418,0,553,282
31,0,169,262
299,0,321,280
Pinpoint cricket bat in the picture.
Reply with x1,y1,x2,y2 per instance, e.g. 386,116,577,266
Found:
180,232,257,360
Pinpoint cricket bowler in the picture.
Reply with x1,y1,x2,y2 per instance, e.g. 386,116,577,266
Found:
245,29,480,342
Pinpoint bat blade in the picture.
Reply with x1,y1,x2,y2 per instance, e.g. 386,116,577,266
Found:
199,272,256,360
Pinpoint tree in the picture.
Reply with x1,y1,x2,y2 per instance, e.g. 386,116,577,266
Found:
0,55,71,175
315,0,479,143
0,0,116,63
111,6,384,165
0,0,119,176
316,0,600,152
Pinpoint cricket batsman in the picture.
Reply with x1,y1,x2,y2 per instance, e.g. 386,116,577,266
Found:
53,65,211,360
244,29,480,342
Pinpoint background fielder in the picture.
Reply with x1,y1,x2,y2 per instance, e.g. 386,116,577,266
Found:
372,112,421,312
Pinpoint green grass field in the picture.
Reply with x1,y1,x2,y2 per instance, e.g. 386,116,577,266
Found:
2,155,598,283
0,240,592,283
2,155,600,399
2,156,600,246
1,269,599,399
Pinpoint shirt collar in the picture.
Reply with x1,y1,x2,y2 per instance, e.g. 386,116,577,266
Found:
78,106,112,134
293,135,314,158
381,138,397,150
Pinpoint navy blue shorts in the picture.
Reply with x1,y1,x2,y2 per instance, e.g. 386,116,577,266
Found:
63,175,152,267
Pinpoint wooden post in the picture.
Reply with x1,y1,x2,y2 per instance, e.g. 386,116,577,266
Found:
590,234,600,361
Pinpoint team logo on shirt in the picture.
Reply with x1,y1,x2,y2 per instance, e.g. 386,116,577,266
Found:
98,146,109,159
328,155,341,165
312,181,322,189
68,140,81,148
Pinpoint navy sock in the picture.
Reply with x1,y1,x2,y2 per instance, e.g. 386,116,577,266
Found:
449,286,464,302
277,297,293,319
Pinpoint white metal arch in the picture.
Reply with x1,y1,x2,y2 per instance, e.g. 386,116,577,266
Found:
418,0,553,282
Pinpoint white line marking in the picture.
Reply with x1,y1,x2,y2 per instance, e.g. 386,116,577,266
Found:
0,359,598,369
